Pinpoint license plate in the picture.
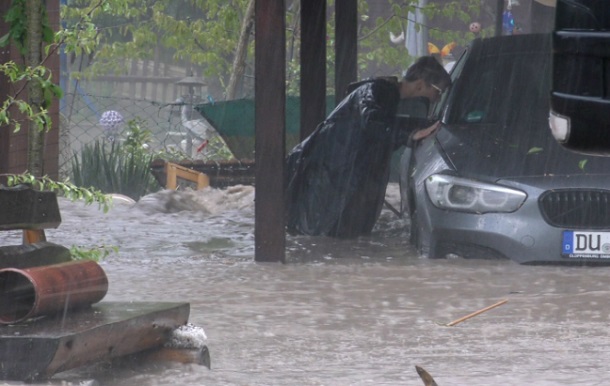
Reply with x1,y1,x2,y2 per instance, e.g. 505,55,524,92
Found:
562,231,610,258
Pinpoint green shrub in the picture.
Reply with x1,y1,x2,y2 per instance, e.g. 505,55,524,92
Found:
71,118,159,201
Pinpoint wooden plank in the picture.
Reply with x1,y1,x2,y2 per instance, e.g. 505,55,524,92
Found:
0,302,190,381
165,162,178,190
164,162,210,190
152,44,161,101
151,159,255,189
129,59,138,100
140,59,149,100
0,188,61,231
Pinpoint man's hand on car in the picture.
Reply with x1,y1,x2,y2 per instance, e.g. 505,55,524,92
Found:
412,120,441,142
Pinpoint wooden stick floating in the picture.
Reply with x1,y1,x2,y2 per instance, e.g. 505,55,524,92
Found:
446,299,508,326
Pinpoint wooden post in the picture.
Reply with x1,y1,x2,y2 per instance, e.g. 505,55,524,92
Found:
22,230,46,244
335,0,358,103
300,0,327,141
496,0,504,37
255,0,286,263
164,162,209,190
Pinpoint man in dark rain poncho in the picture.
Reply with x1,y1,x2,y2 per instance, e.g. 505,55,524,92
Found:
285,56,451,238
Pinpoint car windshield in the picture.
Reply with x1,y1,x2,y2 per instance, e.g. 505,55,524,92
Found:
446,38,551,127
436,34,610,176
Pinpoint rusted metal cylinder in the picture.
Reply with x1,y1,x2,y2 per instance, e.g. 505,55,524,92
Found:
0,260,108,324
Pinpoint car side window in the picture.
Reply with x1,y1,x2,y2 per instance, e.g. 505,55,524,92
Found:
433,47,468,120
448,63,498,124
461,69,498,123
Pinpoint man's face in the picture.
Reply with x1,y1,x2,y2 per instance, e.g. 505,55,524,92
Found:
422,82,443,104
400,79,445,104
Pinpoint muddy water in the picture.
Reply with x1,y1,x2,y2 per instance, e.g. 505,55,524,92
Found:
2,184,610,386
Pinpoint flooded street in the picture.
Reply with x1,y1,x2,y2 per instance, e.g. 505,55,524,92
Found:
2,184,610,385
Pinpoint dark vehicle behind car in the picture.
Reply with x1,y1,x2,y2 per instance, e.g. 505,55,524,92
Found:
550,0,610,154
401,33,610,265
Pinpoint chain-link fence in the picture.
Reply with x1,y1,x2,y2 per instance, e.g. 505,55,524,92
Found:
59,90,337,179
59,93,234,176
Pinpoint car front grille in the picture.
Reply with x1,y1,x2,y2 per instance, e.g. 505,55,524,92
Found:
539,189,610,229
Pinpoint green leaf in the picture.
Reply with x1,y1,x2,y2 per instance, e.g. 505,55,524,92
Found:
0,33,9,47
527,147,544,155
69,244,116,262
578,159,588,171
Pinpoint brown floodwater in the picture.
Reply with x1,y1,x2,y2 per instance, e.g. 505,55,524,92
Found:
1,184,609,386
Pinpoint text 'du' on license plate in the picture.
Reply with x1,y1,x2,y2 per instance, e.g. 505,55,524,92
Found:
562,231,610,258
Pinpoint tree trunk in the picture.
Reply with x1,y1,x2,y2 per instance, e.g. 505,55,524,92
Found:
26,0,46,177
226,0,255,100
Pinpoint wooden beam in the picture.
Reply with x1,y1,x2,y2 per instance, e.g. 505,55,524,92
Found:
300,0,327,141
254,0,286,263
335,0,358,102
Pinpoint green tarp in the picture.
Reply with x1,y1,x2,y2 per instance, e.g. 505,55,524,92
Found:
195,96,336,159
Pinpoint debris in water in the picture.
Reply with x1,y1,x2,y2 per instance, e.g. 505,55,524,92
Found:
446,299,508,326
416,365,438,386
165,322,207,349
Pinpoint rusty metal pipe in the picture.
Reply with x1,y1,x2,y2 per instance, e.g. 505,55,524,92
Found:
0,260,108,324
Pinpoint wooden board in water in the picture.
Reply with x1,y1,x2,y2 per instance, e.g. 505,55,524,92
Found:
150,158,255,188
0,301,190,381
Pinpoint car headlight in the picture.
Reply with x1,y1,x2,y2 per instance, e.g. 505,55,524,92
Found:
425,174,527,213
